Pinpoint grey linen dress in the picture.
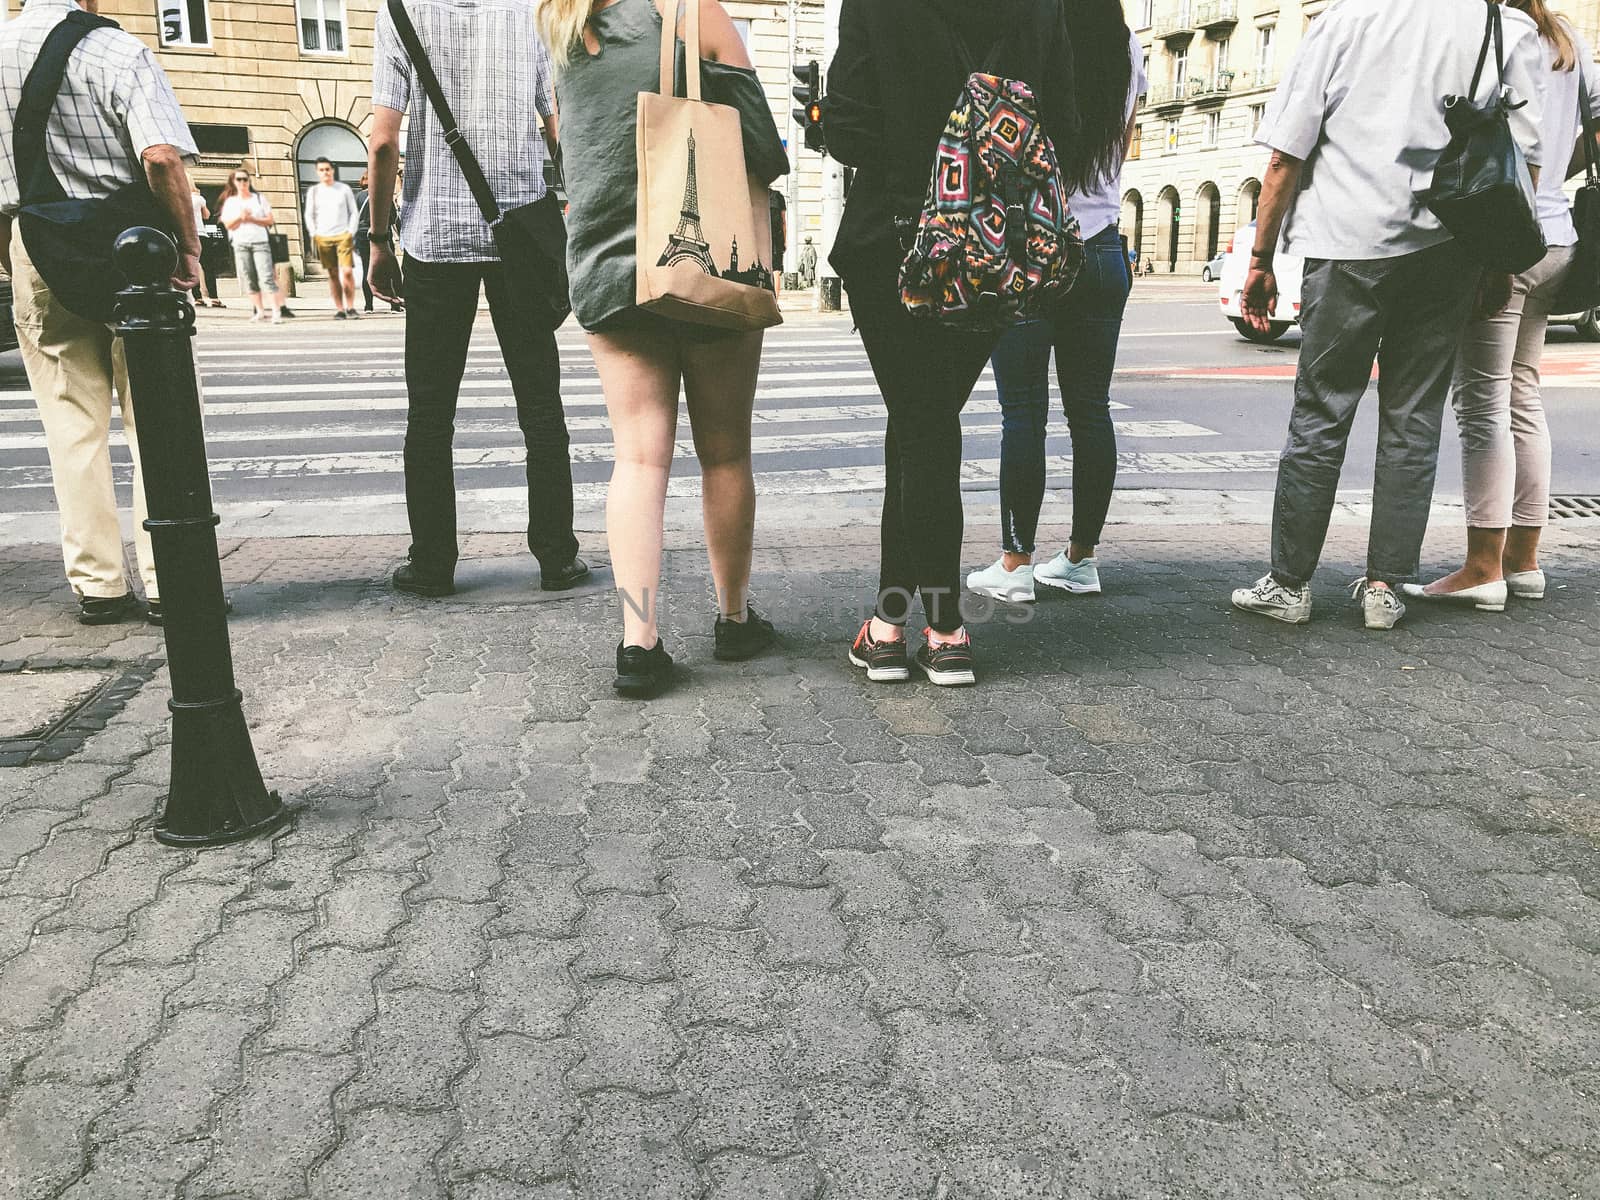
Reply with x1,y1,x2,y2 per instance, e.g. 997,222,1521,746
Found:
555,0,788,333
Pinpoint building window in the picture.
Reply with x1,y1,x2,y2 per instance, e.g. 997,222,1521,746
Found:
1130,123,1144,160
1214,36,1230,84
730,17,751,47
1254,24,1275,84
1139,0,1155,29
1249,103,1267,138
1166,120,1181,153
159,0,210,47
1203,112,1220,146
1174,48,1189,93
298,0,347,54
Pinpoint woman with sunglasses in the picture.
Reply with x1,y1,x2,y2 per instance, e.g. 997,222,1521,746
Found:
220,168,282,323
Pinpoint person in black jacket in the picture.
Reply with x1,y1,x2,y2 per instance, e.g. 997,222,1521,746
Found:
825,0,1078,687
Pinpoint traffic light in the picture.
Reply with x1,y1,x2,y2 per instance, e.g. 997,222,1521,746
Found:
792,60,825,153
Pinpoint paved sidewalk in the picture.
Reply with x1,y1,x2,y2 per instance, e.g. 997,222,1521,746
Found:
2,518,1599,1199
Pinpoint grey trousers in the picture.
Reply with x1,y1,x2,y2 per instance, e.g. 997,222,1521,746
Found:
1270,240,1481,588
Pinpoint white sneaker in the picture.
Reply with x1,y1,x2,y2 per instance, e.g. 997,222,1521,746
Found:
1352,579,1406,630
1231,574,1312,624
1035,552,1102,594
1505,569,1546,600
249,311,263,323
965,559,1035,602
1400,579,1507,613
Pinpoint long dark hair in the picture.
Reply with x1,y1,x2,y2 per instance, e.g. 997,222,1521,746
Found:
1062,0,1135,194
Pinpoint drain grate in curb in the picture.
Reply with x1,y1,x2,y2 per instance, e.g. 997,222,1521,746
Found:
1550,495,1600,520
0,663,159,767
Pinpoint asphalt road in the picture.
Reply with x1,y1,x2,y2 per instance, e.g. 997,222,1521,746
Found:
0,280,1596,530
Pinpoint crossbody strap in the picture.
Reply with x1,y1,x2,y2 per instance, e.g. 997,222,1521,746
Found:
1580,73,1600,186
15,11,118,206
386,0,503,226
1468,0,1506,103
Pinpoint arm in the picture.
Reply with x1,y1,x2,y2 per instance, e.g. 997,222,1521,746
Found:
820,0,880,168
1240,150,1303,333
256,198,275,228
143,144,202,291
366,104,405,302
0,213,10,278
696,0,752,68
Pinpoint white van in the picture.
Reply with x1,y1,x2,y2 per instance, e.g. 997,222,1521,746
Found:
1219,221,1599,343
1217,222,1303,343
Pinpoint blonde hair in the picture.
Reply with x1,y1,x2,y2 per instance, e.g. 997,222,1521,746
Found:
534,0,594,68
1508,0,1578,71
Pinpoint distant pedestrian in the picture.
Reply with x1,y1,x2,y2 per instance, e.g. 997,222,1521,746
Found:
1408,1,1600,614
305,156,360,318
1231,0,1544,631
769,187,787,291
368,0,587,600
220,167,281,323
826,0,1078,686
0,0,202,625
537,0,787,697
353,170,375,313
190,184,225,307
966,0,1145,605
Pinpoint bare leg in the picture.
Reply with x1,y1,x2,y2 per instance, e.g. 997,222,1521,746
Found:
1424,526,1506,593
590,328,680,649
682,330,763,619
1504,525,1542,574
340,266,358,312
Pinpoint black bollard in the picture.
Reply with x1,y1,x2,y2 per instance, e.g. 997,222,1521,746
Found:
114,227,289,847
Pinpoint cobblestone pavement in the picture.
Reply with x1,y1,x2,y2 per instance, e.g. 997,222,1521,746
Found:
2,520,1599,1200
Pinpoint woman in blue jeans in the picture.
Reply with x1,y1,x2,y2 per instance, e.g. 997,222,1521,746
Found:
967,0,1147,604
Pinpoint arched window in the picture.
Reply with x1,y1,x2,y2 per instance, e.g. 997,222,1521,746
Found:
1196,182,1222,262
1121,189,1145,261
296,122,366,200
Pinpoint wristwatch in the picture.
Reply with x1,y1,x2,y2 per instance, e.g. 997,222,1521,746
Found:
369,230,394,247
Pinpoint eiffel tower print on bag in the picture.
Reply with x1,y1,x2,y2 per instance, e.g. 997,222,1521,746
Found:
897,18,1081,329
635,0,782,330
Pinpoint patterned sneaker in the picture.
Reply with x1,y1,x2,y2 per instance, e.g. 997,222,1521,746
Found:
1231,574,1312,624
965,558,1035,602
914,629,977,687
1352,578,1406,630
1035,552,1102,594
848,620,910,683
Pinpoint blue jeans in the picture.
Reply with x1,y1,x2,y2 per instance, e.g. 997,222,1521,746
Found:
991,225,1131,554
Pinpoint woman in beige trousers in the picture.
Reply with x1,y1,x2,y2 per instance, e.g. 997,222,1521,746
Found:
1409,0,1600,612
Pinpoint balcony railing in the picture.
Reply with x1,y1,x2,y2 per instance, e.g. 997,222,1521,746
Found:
1146,83,1189,109
1194,1,1239,33
1191,71,1234,101
1153,4,1197,41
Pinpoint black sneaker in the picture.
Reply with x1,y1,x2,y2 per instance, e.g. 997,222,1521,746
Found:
279,306,297,318
345,308,360,319
393,562,455,597
615,640,672,697
914,630,977,687
334,310,348,321
848,619,910,683
77,592,141,626
714,605,776,661
541,557,591,592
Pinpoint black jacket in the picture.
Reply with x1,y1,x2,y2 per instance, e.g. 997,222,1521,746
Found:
824,0,1078,287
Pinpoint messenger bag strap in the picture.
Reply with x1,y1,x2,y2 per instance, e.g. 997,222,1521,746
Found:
15,11,118,207
1580,73,1600,185
386,0,503,226
1468,1,1506,103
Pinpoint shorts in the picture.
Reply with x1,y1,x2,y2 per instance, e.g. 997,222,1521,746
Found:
314,233,355,272
233,242,275,293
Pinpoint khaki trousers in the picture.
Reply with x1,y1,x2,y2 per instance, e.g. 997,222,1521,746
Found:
10,226,157,599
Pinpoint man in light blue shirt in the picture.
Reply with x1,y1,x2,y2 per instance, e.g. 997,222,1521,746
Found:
1230,0,1544,632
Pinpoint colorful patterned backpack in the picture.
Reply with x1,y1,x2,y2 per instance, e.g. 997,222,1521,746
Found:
899,40,1082,329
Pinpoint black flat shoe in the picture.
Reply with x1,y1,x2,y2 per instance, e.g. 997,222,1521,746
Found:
614,640,672,697
713,605,776,661
77,592,140,626
393,563,455,597
541,557,591,592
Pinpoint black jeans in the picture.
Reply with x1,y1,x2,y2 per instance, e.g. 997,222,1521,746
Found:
353,232,374,311
1270,240,1480,588
401,254,578,577
848,279,998,634
990,225,1130,555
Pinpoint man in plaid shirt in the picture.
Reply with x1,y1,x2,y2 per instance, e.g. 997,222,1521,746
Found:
0,0,202,626
366,0,585,599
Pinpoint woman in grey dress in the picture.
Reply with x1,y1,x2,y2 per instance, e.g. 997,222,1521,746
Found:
538,0,785,697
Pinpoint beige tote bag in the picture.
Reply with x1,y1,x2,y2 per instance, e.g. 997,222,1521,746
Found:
635,0,782,330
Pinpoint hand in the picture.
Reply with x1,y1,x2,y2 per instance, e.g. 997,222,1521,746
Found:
1241,266,1279,333
1475,272,1514,320
172,251,201,293
369,243,402,304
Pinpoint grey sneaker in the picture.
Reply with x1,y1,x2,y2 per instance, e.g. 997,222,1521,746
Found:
1352,578,1405,630
1035,552,1102,594
1231,574,1311,624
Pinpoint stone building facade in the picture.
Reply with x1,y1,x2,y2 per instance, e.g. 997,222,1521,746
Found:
3,0,827,279
1118,0,1600,274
